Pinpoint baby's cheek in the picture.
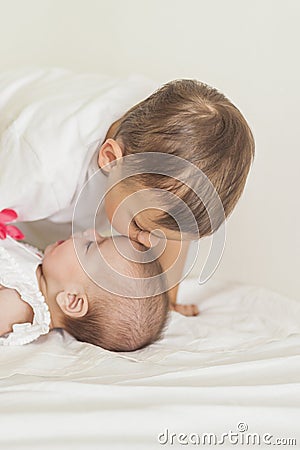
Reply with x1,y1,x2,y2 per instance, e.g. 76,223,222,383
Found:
42,253,62,280
41,255,53,278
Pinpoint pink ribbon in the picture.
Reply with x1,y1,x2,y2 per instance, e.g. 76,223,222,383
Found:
0,209,25,240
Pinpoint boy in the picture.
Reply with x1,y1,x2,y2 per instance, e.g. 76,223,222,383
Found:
0,69,255,314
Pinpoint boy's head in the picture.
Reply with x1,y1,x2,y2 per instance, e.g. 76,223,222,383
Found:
97,79,255,244
41,230,169,351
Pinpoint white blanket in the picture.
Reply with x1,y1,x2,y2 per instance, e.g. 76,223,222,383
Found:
0,278,299,449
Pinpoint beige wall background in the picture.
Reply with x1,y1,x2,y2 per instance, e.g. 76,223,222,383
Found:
0,0,299,299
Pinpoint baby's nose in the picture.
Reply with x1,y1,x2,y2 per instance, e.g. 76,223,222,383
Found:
137,230,163,248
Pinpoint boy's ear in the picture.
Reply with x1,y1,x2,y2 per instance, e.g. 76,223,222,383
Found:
98,138,123,172
56,291,89,318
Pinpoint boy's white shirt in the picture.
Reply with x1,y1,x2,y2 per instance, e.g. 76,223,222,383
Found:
0,68,158,247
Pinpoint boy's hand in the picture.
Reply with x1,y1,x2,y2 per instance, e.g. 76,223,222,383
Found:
169,301,199,317
136,232,200,316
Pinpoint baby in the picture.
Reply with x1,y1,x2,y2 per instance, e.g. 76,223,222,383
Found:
0,230,169,351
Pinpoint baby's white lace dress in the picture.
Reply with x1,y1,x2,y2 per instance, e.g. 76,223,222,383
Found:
0,236,50,345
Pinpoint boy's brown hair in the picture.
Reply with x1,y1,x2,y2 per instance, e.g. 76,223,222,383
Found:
114,79,255,237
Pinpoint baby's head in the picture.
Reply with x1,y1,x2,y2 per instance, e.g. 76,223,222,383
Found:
98,79,255,242
39,230,169,351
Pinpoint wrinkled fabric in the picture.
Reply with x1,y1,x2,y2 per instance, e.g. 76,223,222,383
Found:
0,278,299,449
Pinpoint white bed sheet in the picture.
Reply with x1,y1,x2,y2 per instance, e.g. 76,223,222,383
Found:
0,278,299,449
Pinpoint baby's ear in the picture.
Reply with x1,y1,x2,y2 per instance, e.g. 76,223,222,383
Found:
56,292,88,318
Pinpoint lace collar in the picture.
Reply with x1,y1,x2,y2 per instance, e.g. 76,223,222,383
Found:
0,237,51,345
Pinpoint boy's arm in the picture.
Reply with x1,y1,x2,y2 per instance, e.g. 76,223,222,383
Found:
158,240,199,316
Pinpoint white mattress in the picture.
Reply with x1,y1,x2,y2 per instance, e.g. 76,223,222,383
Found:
0,278,299,449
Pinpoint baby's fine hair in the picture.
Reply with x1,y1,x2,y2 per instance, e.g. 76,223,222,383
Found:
63,254,170,352
113,79,255,237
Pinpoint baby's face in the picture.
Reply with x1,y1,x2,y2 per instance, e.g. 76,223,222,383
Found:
42,230,147,297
